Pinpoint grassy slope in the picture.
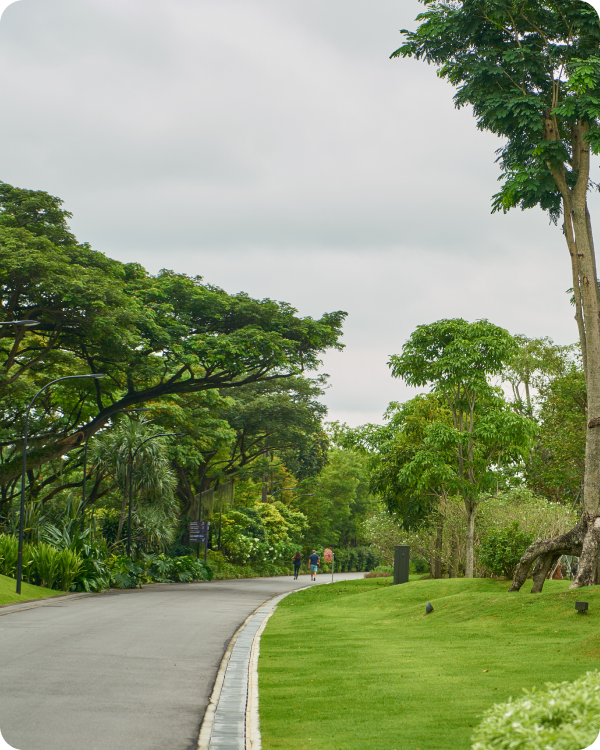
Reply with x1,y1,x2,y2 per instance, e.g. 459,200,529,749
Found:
259,577,600,750
0,573,63,606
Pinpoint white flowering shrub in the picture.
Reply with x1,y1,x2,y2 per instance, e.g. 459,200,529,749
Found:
471,671,600,750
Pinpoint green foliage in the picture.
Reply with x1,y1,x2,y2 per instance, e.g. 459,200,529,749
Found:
332,546,381,572
108,553,212,589
390,318,517,391
29,542,59,588
54,548,83,592
478,522,535,578
26,542,82,590
0,181,345,499
42,523,111,593
393,0,600,220
109,556,144,589
0,533,17,576
471,671,600,750
387,321,536,509
220,501,304,566
527,368,586,504
142,553,213,584
292,447,378,549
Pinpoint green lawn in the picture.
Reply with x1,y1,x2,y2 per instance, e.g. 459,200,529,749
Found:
0,573,63,606
258,576,600,750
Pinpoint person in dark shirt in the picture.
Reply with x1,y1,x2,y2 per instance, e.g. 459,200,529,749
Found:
309,550,320,581
292,551,302,580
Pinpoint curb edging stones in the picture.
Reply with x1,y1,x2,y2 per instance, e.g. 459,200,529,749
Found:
198,591,293,750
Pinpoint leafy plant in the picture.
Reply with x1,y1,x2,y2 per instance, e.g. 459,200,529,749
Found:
141,553,213,583
471,671,600,750
0,534,18,577
30,543,60,588
43,523,111,592
109,556,144,589
478,523,535,579
54,548,82,592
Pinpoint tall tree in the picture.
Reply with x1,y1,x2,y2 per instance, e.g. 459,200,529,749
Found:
0,183,345,492
395,0,600,589
389,319,536,577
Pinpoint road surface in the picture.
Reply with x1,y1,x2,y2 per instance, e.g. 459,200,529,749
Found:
0,572,364,750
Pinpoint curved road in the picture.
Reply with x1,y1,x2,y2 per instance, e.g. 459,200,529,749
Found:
0,573,363,750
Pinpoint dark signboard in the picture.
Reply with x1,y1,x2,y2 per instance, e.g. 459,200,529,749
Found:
189,521,210,543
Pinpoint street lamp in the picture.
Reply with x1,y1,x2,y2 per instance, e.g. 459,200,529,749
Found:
81,408,151,521
126,432,185,557
0,320,39,327
16,373,106,594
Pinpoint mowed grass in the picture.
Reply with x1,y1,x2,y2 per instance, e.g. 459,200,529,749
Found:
0,573,63,606
258,576,600,750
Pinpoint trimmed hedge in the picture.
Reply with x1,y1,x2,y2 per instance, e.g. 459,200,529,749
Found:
471,670,600,750
333,546,381,573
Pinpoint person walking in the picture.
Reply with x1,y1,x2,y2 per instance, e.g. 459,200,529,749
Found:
292,551,302,580
309,550,320,582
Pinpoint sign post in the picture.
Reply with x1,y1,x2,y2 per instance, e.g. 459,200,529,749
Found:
190,521,210,562
324,548,334,583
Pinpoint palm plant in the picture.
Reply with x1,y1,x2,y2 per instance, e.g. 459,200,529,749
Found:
91,419,177,550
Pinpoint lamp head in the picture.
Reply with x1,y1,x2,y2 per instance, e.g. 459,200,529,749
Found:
0,319,39,326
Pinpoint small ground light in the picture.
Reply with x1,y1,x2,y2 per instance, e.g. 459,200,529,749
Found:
425,602,434,614
575,601,589,614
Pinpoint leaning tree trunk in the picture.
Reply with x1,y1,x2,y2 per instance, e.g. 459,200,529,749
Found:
510,118,600,593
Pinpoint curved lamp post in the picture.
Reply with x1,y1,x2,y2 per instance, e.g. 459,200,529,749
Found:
16,373,106,594
126,432,185,557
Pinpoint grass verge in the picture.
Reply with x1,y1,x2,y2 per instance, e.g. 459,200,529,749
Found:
0,573,64,606
258,576,600,750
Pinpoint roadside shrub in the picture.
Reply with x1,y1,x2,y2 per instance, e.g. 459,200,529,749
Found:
43,524,111,592
479,522,534,578
143,554,213,583
333,546,380,572
109,556,144,589
30,543,60,588
471,670,600,750
411,556,429,574
0,534,18,576
55,548,83,592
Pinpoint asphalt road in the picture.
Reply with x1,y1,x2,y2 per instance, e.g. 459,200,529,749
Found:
0,572,364,750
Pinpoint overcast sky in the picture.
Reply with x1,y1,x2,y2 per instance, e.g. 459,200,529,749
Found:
1,0,599,425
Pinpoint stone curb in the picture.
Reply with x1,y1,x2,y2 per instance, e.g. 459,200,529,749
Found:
197,591,294,750
0,591,96,616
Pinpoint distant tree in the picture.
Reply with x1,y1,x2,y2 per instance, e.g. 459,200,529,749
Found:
389,319,536,577
527,367,587,503
395,0,600,590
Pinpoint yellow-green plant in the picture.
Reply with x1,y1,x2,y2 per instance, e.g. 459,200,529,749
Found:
0,534,18,576
55,548,82,591
30,543,59,588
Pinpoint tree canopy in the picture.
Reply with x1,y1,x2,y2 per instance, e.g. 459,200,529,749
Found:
0,182,346,490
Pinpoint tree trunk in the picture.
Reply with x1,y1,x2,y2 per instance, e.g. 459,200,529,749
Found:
511,119,600,593
116,464,130,542
448,534,458,578
434,521,443,579
465,502,476,578
116,490,127,542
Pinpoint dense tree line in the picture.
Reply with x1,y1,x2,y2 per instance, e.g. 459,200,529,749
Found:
0,181,377,572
